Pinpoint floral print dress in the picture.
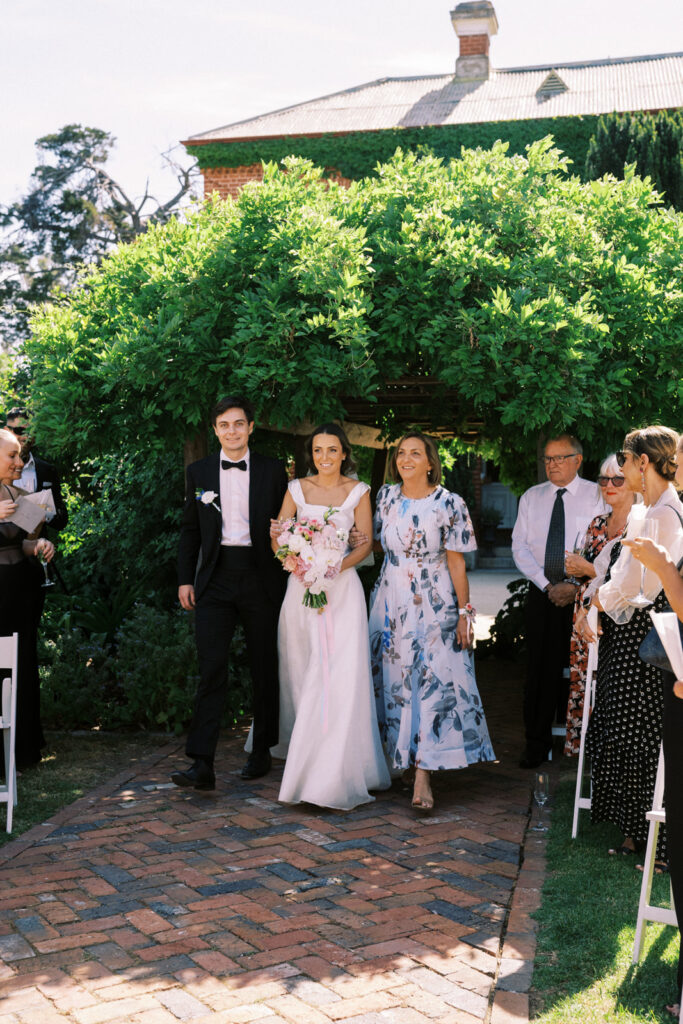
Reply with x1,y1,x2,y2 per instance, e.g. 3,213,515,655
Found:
564,514,623,756
369,484,495,771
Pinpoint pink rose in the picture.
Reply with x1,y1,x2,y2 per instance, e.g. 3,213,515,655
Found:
283,554,299,573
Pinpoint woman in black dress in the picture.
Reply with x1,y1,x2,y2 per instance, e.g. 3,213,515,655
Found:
0,428,54,768
624,433,683,1019
577,426,683,861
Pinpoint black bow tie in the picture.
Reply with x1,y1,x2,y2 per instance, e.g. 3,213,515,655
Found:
221,459,247,471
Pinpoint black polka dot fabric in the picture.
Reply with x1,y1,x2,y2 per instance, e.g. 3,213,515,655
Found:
586,590,667,857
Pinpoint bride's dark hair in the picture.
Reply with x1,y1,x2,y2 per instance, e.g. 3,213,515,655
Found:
305,422,357,474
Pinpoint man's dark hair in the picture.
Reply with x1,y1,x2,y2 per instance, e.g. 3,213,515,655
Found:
5,407,30,422
212,395,255,425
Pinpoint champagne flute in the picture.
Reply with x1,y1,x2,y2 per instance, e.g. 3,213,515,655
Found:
565,529,587,584
39,557,55,588
629,518,659,608
531,771,549,832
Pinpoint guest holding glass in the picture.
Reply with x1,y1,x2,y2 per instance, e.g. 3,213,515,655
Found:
563,455,635,755
369,432,495,812
0,428,54,769
577,426,683,861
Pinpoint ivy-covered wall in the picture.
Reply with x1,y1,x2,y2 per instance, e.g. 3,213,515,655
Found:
186,116,600,181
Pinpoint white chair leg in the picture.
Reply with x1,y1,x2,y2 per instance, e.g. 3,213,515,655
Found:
632,818,660,963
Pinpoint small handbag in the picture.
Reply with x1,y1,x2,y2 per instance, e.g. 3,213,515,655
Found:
638,553,683,673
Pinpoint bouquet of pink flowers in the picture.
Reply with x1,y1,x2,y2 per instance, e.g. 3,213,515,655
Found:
275,507,349,610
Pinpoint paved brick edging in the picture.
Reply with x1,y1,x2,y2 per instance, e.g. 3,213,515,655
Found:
0,739,183,867
0,669,548,1024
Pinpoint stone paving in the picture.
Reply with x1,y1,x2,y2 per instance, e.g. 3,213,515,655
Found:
0,662,546,1024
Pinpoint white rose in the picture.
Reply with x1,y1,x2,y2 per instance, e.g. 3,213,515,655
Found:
201,491,218,504
287,533,306,553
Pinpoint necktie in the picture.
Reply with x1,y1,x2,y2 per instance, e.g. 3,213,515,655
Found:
221,460,247,471
543,488,567,585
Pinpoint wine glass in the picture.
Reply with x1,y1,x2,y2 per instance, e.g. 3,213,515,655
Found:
565,529,587,584
39,556,55,588
629,518,659,608
531,771,549,832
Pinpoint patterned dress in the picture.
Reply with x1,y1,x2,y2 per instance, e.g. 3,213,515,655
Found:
564,514,620,756
369,485,495,771
585,542,667,854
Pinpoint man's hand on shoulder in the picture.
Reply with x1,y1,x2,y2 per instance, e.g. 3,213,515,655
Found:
178,585,196,611
546,582,577,607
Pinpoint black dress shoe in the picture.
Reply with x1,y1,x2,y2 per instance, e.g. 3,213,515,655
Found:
241,751,272,780
171,761,216,791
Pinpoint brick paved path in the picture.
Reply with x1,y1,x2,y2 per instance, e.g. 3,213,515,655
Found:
0,663,545,1024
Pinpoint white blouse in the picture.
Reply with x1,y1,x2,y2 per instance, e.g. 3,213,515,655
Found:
598,485,683,623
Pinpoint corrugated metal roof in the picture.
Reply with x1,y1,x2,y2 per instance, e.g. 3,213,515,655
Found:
186,53,683,143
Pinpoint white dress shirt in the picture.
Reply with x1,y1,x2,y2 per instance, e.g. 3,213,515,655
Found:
16,452,37,493
219,449,251,547
512,474,606,591
599,484,683,623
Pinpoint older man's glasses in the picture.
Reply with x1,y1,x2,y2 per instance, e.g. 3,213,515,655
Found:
543,453,579,465
597,475,626,487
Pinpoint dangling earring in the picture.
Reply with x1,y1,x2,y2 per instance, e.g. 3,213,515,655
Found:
641,465,646,494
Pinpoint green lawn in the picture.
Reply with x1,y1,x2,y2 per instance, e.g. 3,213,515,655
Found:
0,731,170,849
532,775,679,1022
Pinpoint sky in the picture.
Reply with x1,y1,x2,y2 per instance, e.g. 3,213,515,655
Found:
2,0,682,208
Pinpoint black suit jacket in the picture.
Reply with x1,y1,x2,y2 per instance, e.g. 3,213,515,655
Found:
33,455,68,534
177,451,288,604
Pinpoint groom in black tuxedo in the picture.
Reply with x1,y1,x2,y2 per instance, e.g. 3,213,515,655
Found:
173,396,287,790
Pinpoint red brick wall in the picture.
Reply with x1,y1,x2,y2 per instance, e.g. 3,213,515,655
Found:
459,33,490,56
201,164,352,199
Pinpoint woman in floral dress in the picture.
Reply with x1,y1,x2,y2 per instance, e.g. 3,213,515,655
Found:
369,432,495,811
563,454,634,755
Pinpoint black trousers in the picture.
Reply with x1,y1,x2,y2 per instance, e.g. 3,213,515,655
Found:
187,551,280,762
523,584,574,760
662,671,683,991
0,560,45,767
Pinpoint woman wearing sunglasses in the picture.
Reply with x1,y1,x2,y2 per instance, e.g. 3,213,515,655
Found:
576,426,683,864
563,454,635,755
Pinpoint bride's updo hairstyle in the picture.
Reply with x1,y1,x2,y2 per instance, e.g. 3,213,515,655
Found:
388,431,442,486
305,422,357,474
622,425,679,481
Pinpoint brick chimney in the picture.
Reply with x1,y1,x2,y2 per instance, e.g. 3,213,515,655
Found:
451,1,498,81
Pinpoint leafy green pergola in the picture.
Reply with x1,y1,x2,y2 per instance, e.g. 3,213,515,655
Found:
26,140,683,493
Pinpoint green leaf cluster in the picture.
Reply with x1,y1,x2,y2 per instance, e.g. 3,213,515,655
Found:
586,110,683,210
26,139,683,497
186,116,599,183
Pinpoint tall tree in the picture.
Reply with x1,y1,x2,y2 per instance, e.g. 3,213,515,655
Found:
0,124,199,347
25,143,683,492
585,110,683,210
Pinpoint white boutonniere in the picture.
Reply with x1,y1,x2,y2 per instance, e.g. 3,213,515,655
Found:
195,488,220,512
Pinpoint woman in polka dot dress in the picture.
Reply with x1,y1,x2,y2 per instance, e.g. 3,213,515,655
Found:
576,426,683,861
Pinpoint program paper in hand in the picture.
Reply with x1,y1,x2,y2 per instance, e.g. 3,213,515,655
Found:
10,494,47,533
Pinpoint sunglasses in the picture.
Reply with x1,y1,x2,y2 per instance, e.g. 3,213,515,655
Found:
615,450,633,468
597,475,626,487
7,425,27,436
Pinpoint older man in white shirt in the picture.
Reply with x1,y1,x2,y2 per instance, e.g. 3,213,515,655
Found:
512,434,605,768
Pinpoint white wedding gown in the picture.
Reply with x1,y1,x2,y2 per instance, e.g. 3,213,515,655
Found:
273,479,391,809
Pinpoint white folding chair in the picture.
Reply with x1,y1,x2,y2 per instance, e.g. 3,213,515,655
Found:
0,634,18,833
632,744,677,974
571,606,599,838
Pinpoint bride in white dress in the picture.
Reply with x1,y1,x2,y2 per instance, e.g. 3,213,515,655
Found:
270,424,391,809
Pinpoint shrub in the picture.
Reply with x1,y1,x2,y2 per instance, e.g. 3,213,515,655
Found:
39,602,251,734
